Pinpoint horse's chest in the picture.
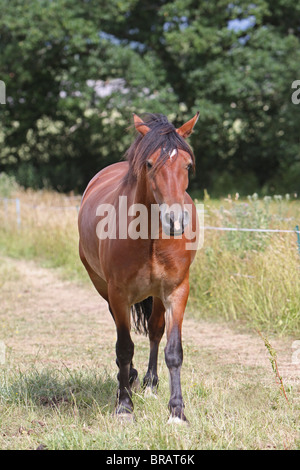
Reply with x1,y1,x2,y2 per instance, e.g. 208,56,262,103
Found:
150,249,186,287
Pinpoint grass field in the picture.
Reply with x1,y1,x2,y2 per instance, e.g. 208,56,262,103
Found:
1,188,299,335
189,193,300,336
0,187,299,449
0,257,299,450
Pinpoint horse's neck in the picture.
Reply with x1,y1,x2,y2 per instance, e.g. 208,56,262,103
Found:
132,173,155,208
124,171,159,240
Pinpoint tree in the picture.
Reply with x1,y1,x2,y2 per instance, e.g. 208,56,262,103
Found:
0,0,299,195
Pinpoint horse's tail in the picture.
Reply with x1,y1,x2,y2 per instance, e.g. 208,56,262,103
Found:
131,297,153,336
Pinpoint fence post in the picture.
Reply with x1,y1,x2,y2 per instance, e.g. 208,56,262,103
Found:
15,198,21,228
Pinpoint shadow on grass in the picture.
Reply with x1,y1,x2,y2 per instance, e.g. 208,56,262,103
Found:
0,366,117,414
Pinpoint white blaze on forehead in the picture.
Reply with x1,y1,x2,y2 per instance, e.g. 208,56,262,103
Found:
169,148,177,160
162,147,177,161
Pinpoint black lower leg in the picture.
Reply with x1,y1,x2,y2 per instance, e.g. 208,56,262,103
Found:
143,343,160,389
117,360,138,386
115,330,134,414
143,309,165,390
164,327,186,420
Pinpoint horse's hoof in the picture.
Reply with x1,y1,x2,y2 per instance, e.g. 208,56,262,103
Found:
144,386,158,399
167,415,189,425
115,412,135,423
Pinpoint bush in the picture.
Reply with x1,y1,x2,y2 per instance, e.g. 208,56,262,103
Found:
0,172,19,198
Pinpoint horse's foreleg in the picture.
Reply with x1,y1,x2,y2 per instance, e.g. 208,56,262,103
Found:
143,297,165,393
164,277,189,423
108,287,134,418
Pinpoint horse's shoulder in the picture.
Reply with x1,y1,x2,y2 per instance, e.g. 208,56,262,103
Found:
81,162,129,202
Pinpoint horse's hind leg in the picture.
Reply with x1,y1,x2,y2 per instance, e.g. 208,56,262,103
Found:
108,285,134,418
143,297,165,393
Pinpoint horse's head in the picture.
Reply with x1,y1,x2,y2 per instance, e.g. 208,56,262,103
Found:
133,112,199,236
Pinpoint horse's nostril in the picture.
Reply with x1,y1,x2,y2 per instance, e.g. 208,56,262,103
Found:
164,212,176,228
183,210,190,227
160,207,186,234
164,213,171,224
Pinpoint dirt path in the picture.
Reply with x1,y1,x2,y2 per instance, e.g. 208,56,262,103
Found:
1,257,299,384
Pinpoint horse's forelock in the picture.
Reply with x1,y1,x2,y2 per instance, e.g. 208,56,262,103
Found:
124,114,195,179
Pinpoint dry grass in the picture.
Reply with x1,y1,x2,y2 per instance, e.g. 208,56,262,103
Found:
0,257,299,450
0,189,84,279
0,188,299,449
1,189,300,335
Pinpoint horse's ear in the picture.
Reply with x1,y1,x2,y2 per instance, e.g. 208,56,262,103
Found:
133,113,150,136
176,111,199,139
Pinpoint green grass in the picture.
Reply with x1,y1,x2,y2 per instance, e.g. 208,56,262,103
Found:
0,224,85,281
0,352,298,450
189,233,300,336
0,187,299,450
189,194,300,336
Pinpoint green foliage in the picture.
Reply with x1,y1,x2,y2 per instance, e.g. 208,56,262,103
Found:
0,0,300,194
0,172,18,197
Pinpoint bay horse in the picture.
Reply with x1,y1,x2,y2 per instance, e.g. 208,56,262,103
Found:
78,112,199,423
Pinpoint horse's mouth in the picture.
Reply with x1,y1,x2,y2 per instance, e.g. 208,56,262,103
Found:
161,226,185,237
169,230,185,237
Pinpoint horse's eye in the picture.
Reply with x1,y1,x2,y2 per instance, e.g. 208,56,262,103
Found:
187,163,192,171
146,161,153,169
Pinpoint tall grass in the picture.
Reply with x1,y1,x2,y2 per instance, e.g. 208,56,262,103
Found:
0,187,299,335
189,194,300,336
0,189,85,280
0,187,299,450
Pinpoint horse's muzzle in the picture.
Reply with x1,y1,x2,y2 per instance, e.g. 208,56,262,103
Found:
160,204,190,237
